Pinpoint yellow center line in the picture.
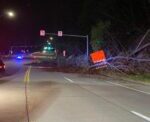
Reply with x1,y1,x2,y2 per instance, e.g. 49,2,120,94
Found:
24,71,28,83
27,66,31,83
24,66,32,122
24,66,31,83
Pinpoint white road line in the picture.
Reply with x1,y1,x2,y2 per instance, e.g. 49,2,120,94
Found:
106,81,150,95
131,111,150,121
64,77,74,83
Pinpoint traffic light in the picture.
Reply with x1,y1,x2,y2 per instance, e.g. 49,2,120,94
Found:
44,47,47,50
43,42,54,53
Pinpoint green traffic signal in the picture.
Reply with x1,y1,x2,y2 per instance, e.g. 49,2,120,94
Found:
44,47,47,50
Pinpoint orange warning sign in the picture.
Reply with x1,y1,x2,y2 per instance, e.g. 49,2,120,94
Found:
90,50,106,64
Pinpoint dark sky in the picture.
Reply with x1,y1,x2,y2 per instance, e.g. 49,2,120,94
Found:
0,0,84,50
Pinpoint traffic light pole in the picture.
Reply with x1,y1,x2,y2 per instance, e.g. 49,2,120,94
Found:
86,35,89,58
46,33,89,59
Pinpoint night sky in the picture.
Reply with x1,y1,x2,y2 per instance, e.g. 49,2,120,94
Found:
0,0,84,51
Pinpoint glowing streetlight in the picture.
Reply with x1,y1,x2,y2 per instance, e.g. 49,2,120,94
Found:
49,37,53,40
6,11,15,18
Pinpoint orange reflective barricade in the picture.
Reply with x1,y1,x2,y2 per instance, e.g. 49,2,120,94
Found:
90,50,106,64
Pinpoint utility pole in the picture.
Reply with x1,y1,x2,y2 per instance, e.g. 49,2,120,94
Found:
86,35,89,59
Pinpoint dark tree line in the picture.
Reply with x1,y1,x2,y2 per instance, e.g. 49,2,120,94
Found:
78,0,150,53
73,0,150,73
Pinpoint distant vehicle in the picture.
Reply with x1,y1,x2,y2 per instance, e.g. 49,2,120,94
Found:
15,52,26,60
16,55,24,59
0,59,5,72
30,52,56,60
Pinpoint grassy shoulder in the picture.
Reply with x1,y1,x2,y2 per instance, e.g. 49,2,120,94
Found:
125,73,150,83
89,68,150,84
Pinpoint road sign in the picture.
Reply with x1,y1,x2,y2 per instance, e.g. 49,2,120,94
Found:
90,50,106,64
58,31,63,36
40,30,45,36
63,50,66,57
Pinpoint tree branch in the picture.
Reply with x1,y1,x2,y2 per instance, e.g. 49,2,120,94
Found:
134,29,150,52
130,43,150,56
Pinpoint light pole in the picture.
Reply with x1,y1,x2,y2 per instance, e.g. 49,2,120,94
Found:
0,10,16,18
86,35,89,58
0,10,16,54
6,11,15,18
6,10,16,55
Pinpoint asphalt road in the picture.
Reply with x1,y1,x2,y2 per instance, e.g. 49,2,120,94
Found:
0,59,150,122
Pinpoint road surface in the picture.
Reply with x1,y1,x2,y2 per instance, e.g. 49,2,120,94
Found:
0,59,150,122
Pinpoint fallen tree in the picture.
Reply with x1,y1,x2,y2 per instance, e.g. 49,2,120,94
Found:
90,29,150,74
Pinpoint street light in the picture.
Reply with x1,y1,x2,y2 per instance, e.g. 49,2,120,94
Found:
0,10,16,19
49,37,53,40
5,10,15,18
0,10,16,55
7,11,14,17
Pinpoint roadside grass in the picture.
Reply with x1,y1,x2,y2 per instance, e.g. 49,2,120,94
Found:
89,68,150,84
126,73,150,83
102,70,150,83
